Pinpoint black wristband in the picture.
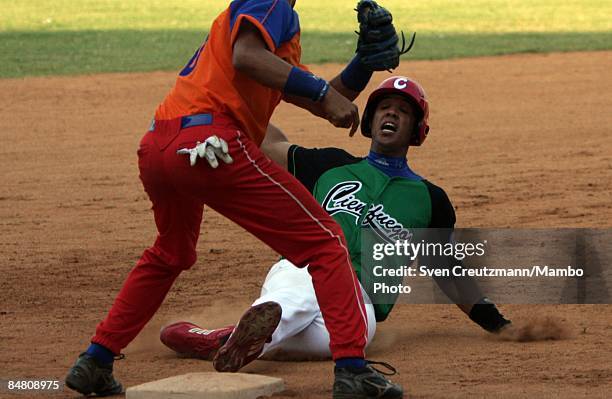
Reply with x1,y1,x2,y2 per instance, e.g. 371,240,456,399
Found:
469,297,511,333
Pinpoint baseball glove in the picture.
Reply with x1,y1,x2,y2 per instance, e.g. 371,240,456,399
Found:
355,0,415,71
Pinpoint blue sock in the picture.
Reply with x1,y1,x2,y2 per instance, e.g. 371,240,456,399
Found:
335,357,367,369
86,343,115,364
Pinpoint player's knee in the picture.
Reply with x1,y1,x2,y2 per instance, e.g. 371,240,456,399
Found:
327,222,347,241
313,224,349,253
289,226,350,268
303,243,349,270
141,245,197,271
171,250,198,270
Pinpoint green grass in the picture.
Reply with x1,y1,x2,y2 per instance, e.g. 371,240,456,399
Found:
1,0,611,78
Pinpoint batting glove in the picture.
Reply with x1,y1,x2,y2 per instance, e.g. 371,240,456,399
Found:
176,136,233,168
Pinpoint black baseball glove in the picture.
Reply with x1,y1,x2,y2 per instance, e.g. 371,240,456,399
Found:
355,0,415,71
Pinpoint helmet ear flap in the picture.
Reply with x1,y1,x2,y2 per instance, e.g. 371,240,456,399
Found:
360,101,377,138
410,120,429,146
410,121,422,146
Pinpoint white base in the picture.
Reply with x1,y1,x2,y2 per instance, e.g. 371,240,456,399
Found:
126,372,285,399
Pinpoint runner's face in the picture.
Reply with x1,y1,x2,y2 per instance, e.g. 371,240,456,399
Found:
370,95,417,157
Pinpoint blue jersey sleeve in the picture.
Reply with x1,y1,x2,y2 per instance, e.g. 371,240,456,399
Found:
229,0,300,51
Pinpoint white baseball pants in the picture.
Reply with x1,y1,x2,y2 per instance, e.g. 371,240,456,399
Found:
253,259,377,358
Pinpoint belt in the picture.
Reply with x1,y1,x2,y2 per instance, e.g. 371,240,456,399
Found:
148,113,214,132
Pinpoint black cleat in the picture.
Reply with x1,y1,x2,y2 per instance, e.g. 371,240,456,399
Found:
333,361,404,399
65,353,123,397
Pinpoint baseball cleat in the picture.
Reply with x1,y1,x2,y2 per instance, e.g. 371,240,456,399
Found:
213,301,282,372
160,321,233,360
333,361,404,399
65,352,123,397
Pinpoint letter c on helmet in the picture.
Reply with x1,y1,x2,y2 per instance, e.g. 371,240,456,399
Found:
394,78,408,90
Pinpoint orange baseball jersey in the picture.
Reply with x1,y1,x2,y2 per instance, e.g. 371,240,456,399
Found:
155,0,307,146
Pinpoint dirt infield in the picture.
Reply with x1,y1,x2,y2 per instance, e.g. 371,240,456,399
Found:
1,52,611,398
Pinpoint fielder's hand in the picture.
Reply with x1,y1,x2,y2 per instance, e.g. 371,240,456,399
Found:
321,87,360,136
177,136,233,168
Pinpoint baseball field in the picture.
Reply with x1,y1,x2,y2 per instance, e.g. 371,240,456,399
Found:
1,1,611,398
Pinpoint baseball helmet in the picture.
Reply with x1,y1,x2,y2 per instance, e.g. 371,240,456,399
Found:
361,76,430,146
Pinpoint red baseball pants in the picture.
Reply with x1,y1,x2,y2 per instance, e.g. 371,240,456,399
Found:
92,116,368,360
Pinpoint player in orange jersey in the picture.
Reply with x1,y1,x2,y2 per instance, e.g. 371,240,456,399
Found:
66,1,403,398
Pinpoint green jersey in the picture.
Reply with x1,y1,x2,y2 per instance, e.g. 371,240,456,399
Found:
288,145,456,321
